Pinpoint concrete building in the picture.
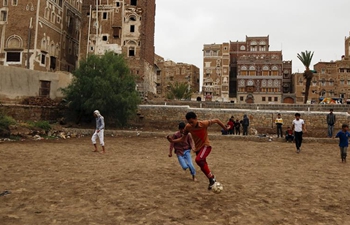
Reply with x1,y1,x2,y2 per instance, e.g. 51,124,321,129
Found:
80,0,156,98
154,54,200,98
0,0,82,72
0,65,72,103
203,36,293,103
294,35,350,104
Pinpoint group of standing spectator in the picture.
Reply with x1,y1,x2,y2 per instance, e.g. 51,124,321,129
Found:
222,115,250,136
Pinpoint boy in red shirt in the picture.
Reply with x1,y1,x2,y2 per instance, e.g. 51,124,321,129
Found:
168,122,197,181
167,112,227,190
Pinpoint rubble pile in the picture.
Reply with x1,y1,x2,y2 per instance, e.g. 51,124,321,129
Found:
21,97,59,106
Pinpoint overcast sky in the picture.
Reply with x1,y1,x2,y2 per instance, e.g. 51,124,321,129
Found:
155,0,350,79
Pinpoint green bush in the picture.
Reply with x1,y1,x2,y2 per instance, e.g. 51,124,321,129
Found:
31,121,51,132
0,114,16,130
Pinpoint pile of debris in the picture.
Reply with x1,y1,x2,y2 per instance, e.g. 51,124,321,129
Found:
21,97,59,106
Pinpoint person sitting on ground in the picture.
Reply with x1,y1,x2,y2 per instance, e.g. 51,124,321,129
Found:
285,126,294,142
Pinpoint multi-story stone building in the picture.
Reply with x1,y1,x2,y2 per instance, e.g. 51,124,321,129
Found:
80,0,156,98
154,54,200,98
0,0,82,72
203,36,293,103
294,35,350,104
202,43,230,101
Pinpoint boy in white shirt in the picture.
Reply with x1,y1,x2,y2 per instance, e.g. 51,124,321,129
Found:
292,113,307,153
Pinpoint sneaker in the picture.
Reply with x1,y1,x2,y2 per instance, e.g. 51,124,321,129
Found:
296,149,300,153
208,177,216,190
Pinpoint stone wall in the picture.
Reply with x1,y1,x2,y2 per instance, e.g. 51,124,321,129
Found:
148,100,350,112
133,104,350,138
0,104,61,122
2,103,349,138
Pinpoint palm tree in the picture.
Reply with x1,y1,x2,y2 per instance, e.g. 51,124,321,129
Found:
166,82,193,100
297,51,314,104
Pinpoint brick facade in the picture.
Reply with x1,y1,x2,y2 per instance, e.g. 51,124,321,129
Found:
154,54,200,98
0,0,81,72
294,36,350,104
80,0,156,98
203,36,293,103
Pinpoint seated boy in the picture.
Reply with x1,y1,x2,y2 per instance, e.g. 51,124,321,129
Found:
285,126,294,142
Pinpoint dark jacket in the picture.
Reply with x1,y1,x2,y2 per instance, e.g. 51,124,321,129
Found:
327,113,336,125
242,115,249,127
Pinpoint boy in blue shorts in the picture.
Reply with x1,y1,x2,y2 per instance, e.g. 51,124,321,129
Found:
335,124,350,163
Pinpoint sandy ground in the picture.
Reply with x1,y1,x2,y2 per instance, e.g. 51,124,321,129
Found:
1,134,350,225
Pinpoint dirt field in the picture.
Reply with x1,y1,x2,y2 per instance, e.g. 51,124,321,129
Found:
1,134,350,225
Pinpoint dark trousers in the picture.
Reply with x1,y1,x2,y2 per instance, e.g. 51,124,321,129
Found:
294,131,303,150
276,125,283,137
235,127,240,135
243,126,248,135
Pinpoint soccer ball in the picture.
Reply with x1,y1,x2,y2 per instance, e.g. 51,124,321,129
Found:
212,182,223,194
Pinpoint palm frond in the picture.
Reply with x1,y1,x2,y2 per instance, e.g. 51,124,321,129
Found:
297,50,314,69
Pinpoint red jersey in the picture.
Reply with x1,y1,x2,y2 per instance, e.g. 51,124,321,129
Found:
184,120,212,152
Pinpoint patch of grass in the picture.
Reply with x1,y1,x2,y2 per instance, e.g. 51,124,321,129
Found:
28,121,51,132
0,114,16,130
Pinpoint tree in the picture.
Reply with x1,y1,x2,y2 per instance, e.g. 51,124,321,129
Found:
166,82,193,100
62,52,141,126
297,50,314,104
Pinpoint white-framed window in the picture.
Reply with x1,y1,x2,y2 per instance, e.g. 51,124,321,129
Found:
12,0,17,6
0,10,7,22
6,51,21,64
3,0,8,6
102,12,108,20
40,52,46,65
204,50,211,56
128,46,135,57
51,11,56,23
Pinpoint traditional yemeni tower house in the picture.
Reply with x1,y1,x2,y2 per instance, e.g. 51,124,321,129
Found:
0,0,82,72
80,0,156,98
203,36,293,103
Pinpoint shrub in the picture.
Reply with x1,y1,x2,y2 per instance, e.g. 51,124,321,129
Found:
0,114,16,130
31,121,51,132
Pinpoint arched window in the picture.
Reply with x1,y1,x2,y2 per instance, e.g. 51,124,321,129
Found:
6,35,23,48
271,66,278,76
129,15,136,21
240,66,247,76
249,66,256,76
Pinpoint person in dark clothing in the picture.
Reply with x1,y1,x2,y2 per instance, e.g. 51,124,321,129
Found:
234,119,241,135
327,109,336,138
242,115,249,136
